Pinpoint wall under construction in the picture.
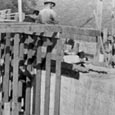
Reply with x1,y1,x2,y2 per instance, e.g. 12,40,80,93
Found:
40,71,115,115
0,23,114,115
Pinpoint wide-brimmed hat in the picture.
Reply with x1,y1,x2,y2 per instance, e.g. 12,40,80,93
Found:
44,0,56,7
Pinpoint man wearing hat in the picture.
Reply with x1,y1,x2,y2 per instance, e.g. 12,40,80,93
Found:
38,0,58,24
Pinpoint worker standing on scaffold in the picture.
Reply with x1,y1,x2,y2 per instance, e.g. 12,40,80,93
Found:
37,0,58,24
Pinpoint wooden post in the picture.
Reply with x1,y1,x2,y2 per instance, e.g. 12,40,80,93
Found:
25,36,32,115
112,0,115,36
103,28,109,64
103,28,108,43
18,34,24,112
54,35,63,115
2,34,10,103
10,36,14,115
44,43,52,115
34,38,42,115
18,0,23,22
3,103,10,115
94,0,103,61
0,33,1,73
73,42,79,54
0,34,6,115
2,34,11,115
0,33,2,115
12,34,20,115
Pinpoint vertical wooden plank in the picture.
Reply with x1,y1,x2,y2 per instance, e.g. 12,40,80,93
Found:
25,36,32,115
18,34,24,113
96,0,103,29
3,103,10,115
0,39,1,115
0,33,1,69
54,36,63,115
0,34,6,115
44,40,52,115
96,0,106,63
2,33,10,103
73,42,79,54
12,34,19,115
103,28,108,43
10,36,14,115
103,28,109,64
34,38,42,115
94,0,103,61
18,0,23,22
112,0,115,36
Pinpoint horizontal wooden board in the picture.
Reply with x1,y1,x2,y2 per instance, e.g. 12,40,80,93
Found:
0,23,101,39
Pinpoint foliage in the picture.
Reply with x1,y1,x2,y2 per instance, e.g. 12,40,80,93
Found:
0,0,37,13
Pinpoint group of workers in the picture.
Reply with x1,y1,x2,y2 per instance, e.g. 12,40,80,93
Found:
23,0,115,73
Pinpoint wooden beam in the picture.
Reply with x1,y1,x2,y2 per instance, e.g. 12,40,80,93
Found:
0,23,101,37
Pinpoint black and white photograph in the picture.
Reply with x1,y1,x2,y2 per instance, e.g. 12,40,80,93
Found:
0,0,115,115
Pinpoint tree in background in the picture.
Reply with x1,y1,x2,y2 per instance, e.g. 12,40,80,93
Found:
0,0,37,13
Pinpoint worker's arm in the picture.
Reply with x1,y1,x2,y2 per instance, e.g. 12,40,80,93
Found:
49,11,59,24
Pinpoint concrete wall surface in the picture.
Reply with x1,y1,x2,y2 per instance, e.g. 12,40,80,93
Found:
40,71,115,115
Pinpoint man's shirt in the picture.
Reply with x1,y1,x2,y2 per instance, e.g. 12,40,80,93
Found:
38,7,57,24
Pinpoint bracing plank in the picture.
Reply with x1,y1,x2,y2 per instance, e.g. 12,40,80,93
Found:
12,34,19,115
54,36,63,115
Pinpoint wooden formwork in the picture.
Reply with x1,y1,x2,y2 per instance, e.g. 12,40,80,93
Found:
0,23,104,115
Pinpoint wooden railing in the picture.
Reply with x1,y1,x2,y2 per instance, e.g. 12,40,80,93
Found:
0,9,25,22
0,23,103,115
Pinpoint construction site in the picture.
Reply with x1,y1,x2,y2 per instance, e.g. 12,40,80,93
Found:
0,0,115,115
